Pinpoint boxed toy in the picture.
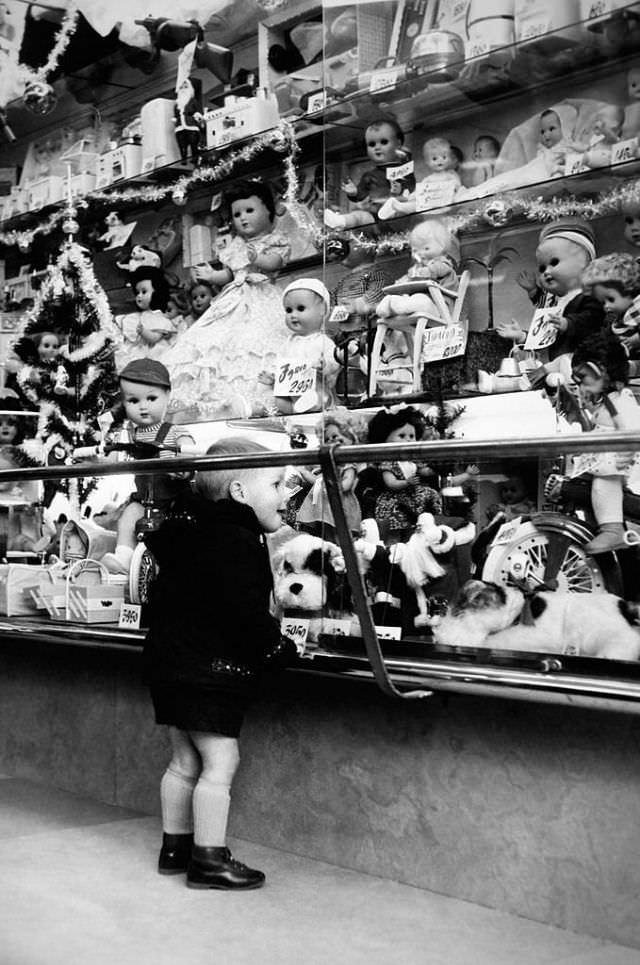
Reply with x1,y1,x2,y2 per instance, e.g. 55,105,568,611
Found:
0,564,49,617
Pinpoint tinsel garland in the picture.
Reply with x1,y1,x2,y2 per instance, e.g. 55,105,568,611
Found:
16,3,79,89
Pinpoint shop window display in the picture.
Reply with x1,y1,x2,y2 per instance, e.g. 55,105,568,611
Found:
1,0,640,704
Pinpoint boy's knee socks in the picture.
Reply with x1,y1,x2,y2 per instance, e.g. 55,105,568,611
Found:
193,778,232,847
160,767,197,835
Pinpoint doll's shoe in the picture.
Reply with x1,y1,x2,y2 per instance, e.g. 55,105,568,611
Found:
377,197,397,221
585,524,627,554
101,551,131,575
477,370,494,393
187,846,265,890
158,833,193,875
324,209,346,229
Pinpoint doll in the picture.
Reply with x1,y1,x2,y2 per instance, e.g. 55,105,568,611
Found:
622,64,640,140
379,137,461,219
173,76,204,165
264,278,340,415
581,253,640,378
462,135,501,188
497,220,604,387
569,332,640,554
115,266,176,368
186,279,217,326
162,180,290,419
165,287,191,336
536,109,568,176
101,359,196,575
623,203,640,247
485,470,537,522
11,330,67,405
324,118,415,229
296,411,363,542
366,406,442,544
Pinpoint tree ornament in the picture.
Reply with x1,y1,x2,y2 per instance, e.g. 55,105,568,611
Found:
62,217,80,235
23,80,58,116
17,237,30,253
483,199,513,228
172,184,188,206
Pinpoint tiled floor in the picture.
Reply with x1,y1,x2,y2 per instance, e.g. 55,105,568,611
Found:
1,775,639,965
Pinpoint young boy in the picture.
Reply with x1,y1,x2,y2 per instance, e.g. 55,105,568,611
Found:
143,437,293,890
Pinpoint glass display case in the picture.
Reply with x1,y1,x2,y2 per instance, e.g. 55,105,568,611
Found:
1,0,640,710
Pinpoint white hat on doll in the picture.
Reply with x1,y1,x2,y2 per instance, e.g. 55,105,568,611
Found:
282,277,330,311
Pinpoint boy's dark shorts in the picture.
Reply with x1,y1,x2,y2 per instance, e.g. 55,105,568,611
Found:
150,682,248,737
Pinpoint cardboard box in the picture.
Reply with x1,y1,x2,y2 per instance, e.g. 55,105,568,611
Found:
65,583,125,623
0,564,50,617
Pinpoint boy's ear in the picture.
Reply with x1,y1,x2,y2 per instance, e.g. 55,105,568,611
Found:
228,479,246,503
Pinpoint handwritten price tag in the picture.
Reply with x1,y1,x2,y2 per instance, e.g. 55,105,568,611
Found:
281,617,310,654
518,17,551,42
612,138,638,166
422,322,467,364
564,152,589,176
329,305,350,324
119,603,141,630
491,517,523,547
375,625,402,640
369,66,399,93
387,160,414,182
275,358,315,397
523,308,558,351
415,179,457,212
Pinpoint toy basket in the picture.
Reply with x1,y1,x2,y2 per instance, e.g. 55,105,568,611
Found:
0,563,51,617
64,559,125,623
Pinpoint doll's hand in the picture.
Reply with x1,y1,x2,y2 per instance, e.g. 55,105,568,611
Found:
548,312,568,333
406,473,421,487
136,320,143,336
341,179,358,196
192,263,217,284
516,268,538,297
622,332,640,354
615,451,635,471
465,464,480,476
258,370,275,386
246,243,258,263
496,319,526,343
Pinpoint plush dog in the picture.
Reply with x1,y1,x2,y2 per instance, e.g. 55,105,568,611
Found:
434,579,640,660
272,533,352,641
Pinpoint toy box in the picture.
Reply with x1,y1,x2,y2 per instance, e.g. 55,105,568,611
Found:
95,143,143,188
140,99,181,172
515,0,587,51
0,564,49,617
26,176,65,211
204,91,280,150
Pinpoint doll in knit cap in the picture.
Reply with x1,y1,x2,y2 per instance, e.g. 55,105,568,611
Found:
581,252,640,378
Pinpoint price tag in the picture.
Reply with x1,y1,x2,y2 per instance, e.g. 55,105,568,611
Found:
612,138,638,166
275,358,316,397
421,322,467,364
305,90,327,114
519,17,551,42
119,603,141,630
564,152,589,176
281,617,310,654
415,179,457,212
387,159,414,182
523,308,558,351
467,38,491,58
375,625,402,640
369,66,399,93
491,516,522,547
322,618,352,637
329,305,350,324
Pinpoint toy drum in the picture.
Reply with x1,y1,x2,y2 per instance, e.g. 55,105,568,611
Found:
410,31,466,82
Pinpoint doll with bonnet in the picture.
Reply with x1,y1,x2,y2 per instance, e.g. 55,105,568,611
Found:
581,252,640,377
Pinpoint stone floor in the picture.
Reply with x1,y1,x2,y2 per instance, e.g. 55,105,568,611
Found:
1,774,639,965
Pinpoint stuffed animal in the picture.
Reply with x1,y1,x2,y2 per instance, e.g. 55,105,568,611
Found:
434,579,640,660
272,532,352,641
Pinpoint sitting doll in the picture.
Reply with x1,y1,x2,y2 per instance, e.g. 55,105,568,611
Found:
622,63,640,140
485,469,537,522
101,359,196,574
496,219,604,389
571,105,624,170
324,118,415,229
461,135,501,188
536,109,570,175
378,137,462,219
115,266,176,368
366,405,442,544
581,252,640,377
263,278,339,415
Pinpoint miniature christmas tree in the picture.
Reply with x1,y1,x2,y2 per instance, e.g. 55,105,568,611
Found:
10,237,121,502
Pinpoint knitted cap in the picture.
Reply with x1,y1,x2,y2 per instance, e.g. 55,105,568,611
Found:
581,252,640,295
538,219,596,260
282,277,330,310
118,358,171,388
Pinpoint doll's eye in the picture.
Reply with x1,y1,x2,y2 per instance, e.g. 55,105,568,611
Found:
549,258,559,267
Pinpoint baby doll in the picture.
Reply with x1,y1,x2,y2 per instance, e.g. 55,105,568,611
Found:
186,279,217,326
165,287,191,336
536,109,568,176
569,332,640,554
115,266,176,368
324,118,415,229
623,203,640,247
296,411,363,542
162,179,290,418
376,218,460,323
366,405,442,544
462,135,501,188
10,330,69,406
379,137,461,219
101,358,196,575
497,220,604,387
581,253,640,378
265,278,340,415
622,64,640,140
173,76,204,165
486,470,537,522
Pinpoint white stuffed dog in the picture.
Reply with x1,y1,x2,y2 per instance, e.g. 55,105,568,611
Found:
272,533,350,641
434,579,640,660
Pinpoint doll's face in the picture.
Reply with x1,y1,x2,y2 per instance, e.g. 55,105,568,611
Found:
283,289,325,336
423,143,452,173
629,68,640,101
120,379,170,426
231,195,271,238
324,423,349,446
165,298,181,320
0,416,18,444
593,106,622,139
135,279,154,311
500,476,527,505
386,422,417,444
411,230,445,262
572,363,606,402
536,238,588,295
191,284,213,318
592,283,633,316
365,123,402,165
38,333,59,362
540,112,562,148
473,138,498,161
624,213,640,246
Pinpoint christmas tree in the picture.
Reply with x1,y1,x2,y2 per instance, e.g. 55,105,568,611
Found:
10,235,121,501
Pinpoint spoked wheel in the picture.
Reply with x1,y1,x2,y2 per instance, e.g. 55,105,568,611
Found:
129,541,159,605
481,513,623,596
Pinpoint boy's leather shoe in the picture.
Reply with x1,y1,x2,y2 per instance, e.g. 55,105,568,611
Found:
158,833,193,875
187,846,265,889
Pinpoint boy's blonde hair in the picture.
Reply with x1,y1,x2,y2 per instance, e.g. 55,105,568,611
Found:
195,437,271,500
